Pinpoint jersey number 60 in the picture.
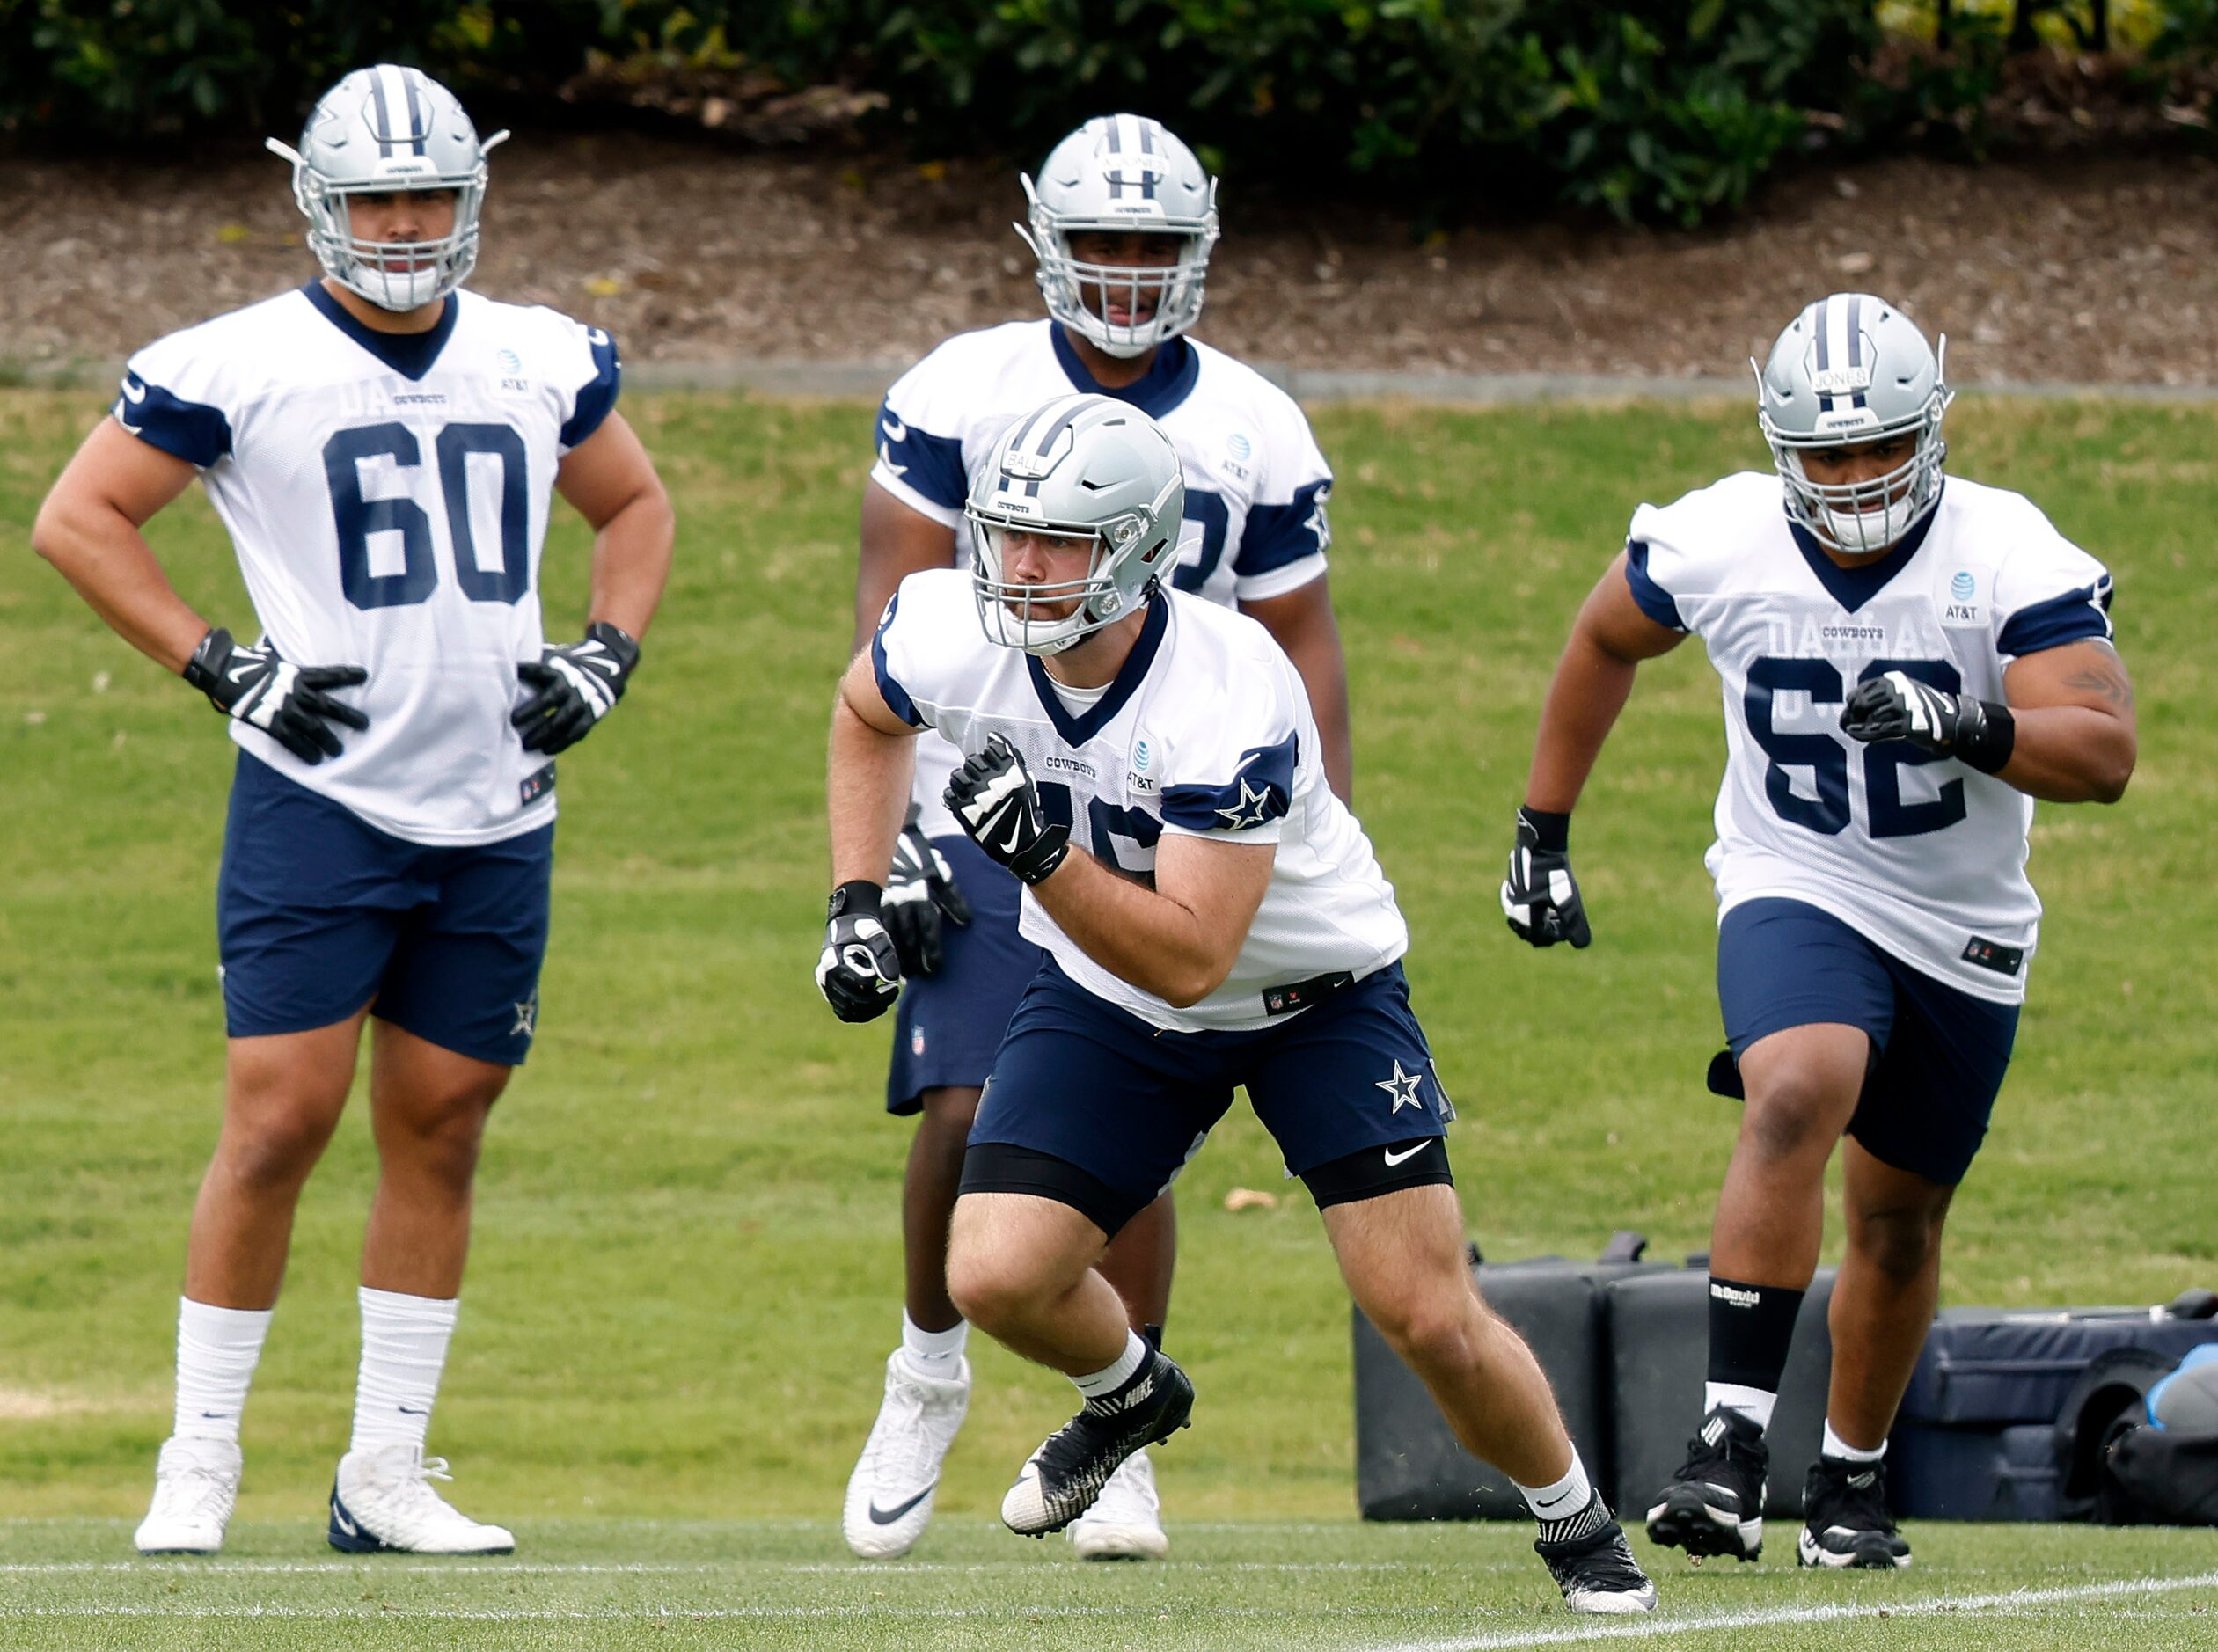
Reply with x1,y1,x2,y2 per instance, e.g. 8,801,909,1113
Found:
324,422,530,609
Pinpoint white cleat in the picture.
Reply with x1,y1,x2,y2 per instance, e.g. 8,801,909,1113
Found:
327,1442,514,1554
135,1436,242,1554
1070,1448,1168,1561
842,1351,972,1560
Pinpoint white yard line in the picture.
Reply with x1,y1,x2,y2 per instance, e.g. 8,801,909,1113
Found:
1368,1568,2218,1652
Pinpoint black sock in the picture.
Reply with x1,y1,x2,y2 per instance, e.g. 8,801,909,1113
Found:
1706,1275,1804,1393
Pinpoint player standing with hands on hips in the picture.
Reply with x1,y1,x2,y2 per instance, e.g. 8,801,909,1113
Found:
1503,294,2134,1571
820,393,1655,1615
32,65,673,1556
843,112,1351,1563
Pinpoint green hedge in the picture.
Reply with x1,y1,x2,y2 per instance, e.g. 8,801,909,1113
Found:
2,1,2209,224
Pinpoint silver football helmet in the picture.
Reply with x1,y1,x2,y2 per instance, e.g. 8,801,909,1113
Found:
966,394,1185,654
1017,114,1219,359
1754,292,1952,557
267,64,509,311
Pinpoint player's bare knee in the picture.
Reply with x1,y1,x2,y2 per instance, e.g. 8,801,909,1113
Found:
1737,1083,1841,1168
218,1105,337,1191
1849,1200,1948,1284
944,1249,1042,1335
1365,1286,1482,1378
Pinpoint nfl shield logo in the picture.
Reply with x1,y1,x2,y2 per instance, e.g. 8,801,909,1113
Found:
911,1027,926,1056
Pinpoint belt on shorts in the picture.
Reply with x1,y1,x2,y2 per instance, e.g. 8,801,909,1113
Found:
1260,970,1356,1018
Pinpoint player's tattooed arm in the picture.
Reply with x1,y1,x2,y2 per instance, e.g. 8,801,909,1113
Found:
1997,639,2137,805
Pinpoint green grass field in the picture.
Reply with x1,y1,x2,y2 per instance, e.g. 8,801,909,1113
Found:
2,389,2214,1647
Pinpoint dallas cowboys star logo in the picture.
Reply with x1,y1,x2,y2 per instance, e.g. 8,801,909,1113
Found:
1215,777,1276,830
511,996,538,1038
1375,1061,1424,1114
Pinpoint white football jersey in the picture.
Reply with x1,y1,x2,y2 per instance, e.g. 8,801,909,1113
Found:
119,282,621,845
873,570,1405,1033
1628,471,2114,1003
869,318,1334,837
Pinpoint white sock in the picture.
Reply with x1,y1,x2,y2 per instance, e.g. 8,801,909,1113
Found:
1821,1420,1886,1463
1705,1381,1778,1432
900,1312,968,1379
1516,1452,1596,1525
1072,1330,1148,1400
349,1288,458,1455
172,1298,274,1444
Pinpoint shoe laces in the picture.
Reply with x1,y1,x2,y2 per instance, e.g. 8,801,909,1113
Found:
868,1361,961,1487
1574,1529,1651,1593
151,1458,235,1523
1673,1410,1765,1483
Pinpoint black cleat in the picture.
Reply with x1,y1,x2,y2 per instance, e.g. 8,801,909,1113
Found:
1646,1405,1768,1562
1798,1457,1912,1570
1000,1349,1194,1536
1534,1496,1658,1614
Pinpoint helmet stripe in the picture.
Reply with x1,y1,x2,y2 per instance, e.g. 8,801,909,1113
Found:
1812,296,1834,413
402,69,428,155
1032,398,1089,459
1137,118,1156,155
370,72,395,157
1844,294,1868,407
1102,117,1121,154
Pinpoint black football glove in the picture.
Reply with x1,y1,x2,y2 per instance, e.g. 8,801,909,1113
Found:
881,806,973,976
1500,805,1591,949
182,626,368,765
816,881,904,1023
1840,670,2016,774
943,733,1071,886
512,621,640,755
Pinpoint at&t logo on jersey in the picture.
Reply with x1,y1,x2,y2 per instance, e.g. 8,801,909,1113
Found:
1943,567,1985,627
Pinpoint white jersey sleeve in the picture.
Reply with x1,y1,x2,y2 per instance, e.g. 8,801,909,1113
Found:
1154,646,1299,849
867,333,1004,528
119,324,247,470
867,567,975,731
542,311,622,453
1985,501,2113,662
1226,383,1332,603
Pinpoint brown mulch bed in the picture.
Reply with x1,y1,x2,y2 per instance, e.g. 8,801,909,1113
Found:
7,134,2218,385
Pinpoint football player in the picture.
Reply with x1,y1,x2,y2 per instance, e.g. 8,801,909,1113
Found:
32,65,674,1555
819,394,1656,1616
1503,294,2135,1570
843,113,1351,1561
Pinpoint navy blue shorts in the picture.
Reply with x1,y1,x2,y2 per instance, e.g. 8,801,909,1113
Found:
1717,898,2019,1186
965,957,1453,1232
216,751,553,1065
885,832,1043,1114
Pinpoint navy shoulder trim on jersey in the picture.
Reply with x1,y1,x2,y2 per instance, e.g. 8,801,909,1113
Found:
870,590,926,727
1784,485,1941,614
301,281,458,382
1026,593,1168,745
1050,327,1200,420
114,370,232,468
560,327,622,449
875,398,968,510
1161,731,1299,832
1239,479,1332,576
1622,539,1687,631
1998,577,2114,657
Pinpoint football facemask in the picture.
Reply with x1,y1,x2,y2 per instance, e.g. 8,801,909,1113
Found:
1753,292,1952,558
1017,114,1219,359
269,63,508,311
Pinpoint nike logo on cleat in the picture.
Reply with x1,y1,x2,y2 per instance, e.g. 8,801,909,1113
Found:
331,1505,359,1539
867,1484,935,1525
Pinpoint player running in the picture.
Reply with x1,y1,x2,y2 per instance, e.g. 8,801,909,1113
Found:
820,393,1656,1616
31,65,674,1556
1502,293,2134,1570
844,113,1351,1561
